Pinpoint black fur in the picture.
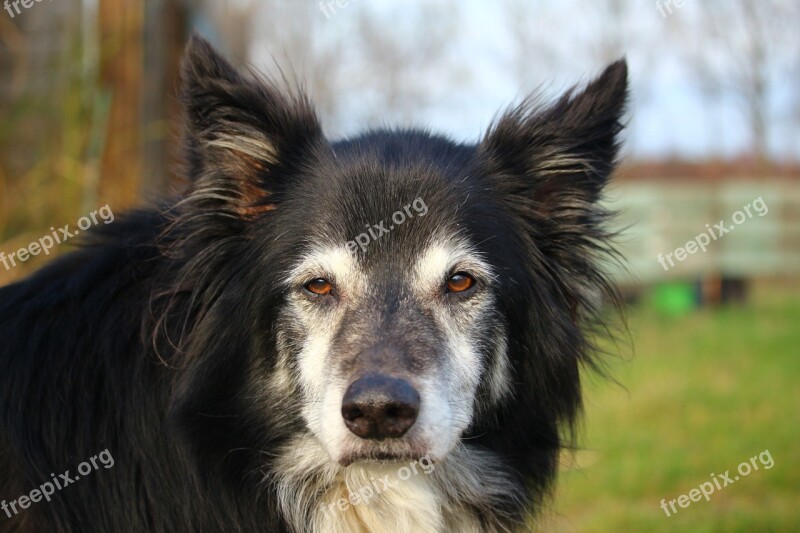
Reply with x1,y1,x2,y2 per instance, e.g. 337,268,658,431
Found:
0,35,627,531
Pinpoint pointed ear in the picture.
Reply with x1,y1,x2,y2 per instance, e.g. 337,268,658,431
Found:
180,34,322,217
480,60,628,209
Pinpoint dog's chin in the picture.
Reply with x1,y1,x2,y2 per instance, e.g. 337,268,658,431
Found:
334,439,432,467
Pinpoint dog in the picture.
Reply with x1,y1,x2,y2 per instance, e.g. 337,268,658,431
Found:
0,35,627,532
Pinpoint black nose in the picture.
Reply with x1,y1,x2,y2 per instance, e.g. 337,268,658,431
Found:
341,375,420,440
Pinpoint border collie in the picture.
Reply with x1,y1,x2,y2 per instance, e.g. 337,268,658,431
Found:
0,35,627,532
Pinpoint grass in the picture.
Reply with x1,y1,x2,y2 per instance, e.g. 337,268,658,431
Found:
538,283,800,532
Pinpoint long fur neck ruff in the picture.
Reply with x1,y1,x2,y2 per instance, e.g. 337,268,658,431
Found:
271,436,527,533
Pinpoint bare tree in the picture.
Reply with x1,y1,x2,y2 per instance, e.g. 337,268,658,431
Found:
500,0,646,86
345,1,464,127
234,1,463,136
669,0,800,168
500,0,656,158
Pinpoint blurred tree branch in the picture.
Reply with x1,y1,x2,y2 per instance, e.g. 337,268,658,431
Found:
668,0,800,170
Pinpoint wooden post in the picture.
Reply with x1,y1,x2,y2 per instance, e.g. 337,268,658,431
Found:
98,0,144,209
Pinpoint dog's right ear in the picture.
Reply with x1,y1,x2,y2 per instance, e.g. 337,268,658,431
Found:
180,34,322,217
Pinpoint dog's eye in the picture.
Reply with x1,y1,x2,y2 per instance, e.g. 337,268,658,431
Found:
446,272,476,293
304,278,333,296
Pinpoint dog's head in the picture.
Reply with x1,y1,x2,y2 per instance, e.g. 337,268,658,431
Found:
165,36,627,477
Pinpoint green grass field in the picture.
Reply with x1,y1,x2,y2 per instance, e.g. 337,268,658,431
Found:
539,284,800,532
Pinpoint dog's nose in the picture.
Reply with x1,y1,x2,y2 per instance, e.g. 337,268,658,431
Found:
341,375,420,440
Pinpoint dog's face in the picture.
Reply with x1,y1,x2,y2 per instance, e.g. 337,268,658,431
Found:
274,157,510,465
170,37,627,475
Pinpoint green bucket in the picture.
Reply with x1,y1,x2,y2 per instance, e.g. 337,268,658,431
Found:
652,282,696,316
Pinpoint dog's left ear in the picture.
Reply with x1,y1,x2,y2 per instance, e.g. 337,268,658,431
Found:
180,34,323,217
479,60,628,209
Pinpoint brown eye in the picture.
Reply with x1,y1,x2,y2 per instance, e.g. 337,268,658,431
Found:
446,272,476,293
304,278,333,296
